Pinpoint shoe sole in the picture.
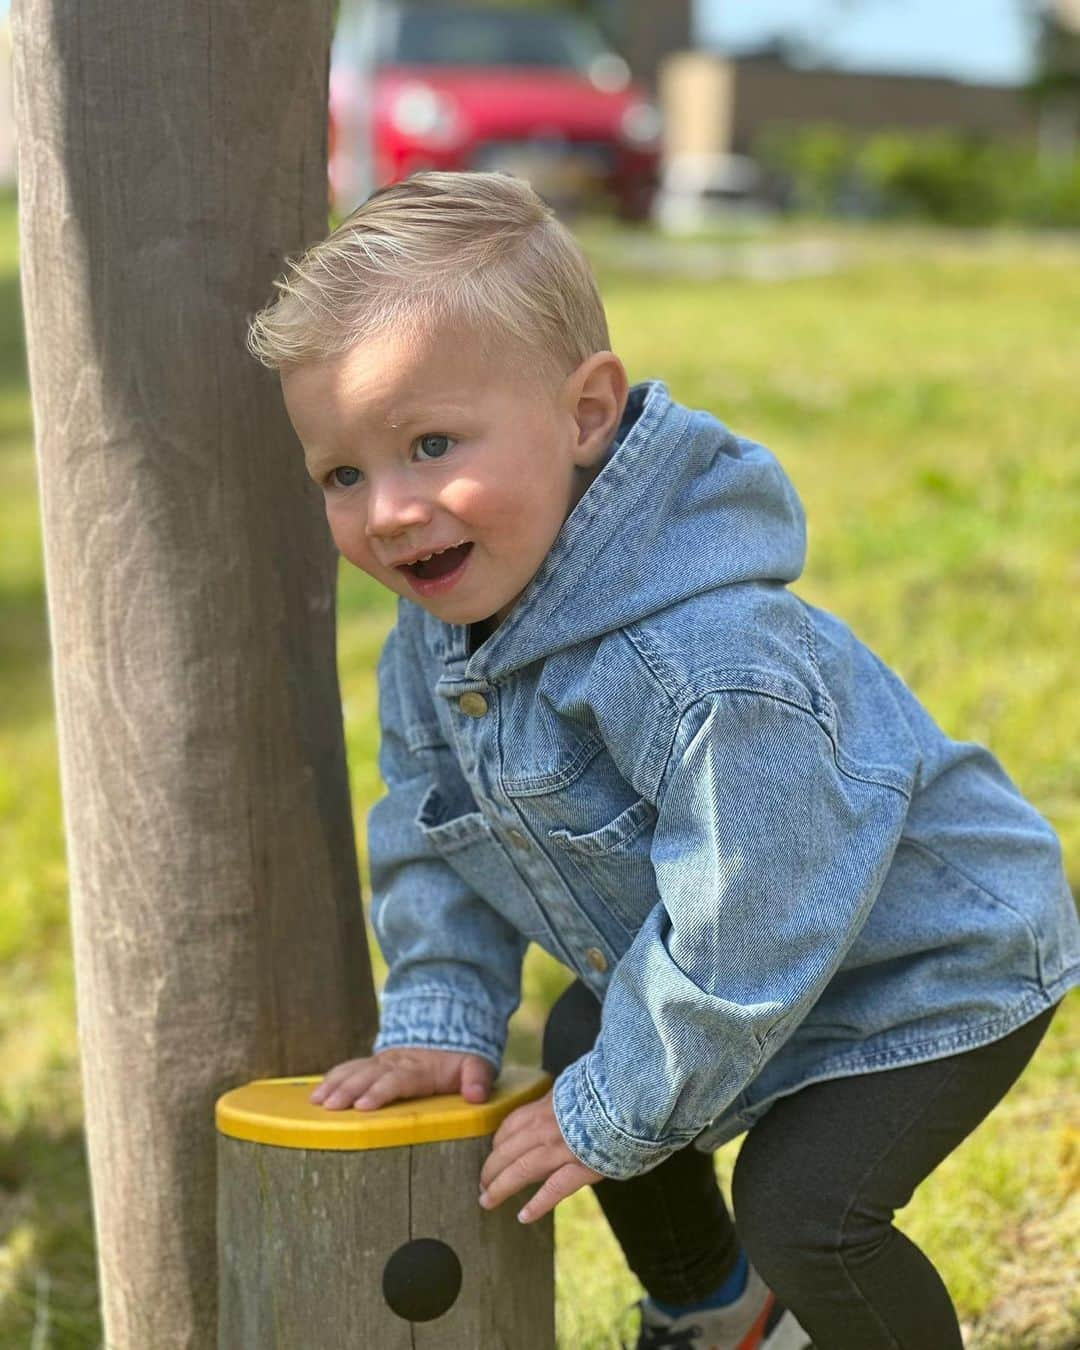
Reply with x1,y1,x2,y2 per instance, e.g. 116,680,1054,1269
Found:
628,1286,812,1350
760,1300,813,1350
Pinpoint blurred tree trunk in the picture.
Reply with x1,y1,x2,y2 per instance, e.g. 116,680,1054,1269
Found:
10,2,378,1346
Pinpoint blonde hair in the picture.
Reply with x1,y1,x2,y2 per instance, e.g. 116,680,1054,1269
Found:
246,171,610,383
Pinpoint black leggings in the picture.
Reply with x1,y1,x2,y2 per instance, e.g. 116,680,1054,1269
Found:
542,980,1058,1350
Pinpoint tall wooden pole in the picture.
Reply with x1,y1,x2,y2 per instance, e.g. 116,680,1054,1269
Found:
10,3,378,1345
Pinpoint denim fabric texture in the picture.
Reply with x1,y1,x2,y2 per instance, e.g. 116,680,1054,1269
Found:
368,380,1080,1180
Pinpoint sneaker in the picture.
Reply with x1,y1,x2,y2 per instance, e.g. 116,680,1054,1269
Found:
623,1261,813,1350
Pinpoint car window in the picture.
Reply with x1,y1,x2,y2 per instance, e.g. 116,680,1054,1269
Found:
377,6,610,71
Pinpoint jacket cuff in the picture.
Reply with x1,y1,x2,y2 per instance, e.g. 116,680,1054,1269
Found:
552,1053,697,1180
373,989,507,1072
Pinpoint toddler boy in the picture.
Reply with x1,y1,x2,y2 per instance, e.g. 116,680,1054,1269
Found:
249,171,1078,1350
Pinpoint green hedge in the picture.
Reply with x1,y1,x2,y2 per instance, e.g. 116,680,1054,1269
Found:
756,123,1080,227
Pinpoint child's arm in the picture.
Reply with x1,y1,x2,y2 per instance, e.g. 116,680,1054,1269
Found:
551,690,905,1180
363,621,529,1076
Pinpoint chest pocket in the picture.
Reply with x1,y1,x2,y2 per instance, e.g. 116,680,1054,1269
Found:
414,780,552,946
546,794,660,934
503,728,661,935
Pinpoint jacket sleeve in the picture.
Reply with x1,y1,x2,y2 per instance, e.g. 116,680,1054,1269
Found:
368,623,529,1073
551,690,908,1178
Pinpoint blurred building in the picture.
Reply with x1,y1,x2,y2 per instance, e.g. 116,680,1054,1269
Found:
660,0,1080,213
661,48,1041,165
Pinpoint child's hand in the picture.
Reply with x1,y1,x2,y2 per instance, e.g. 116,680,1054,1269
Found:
308,1046,494,1111
478,1088,605,1224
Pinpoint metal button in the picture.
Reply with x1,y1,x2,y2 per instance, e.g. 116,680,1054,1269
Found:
585,947,608,973
458,691,489,718
506,828,530,850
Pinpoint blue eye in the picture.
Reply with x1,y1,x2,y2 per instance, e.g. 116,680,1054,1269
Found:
416,434,453,460
330,466,361,488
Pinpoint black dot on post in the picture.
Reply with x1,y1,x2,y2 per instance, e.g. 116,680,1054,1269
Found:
382,1237,463,1322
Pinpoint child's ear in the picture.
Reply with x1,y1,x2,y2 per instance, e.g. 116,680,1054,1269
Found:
564,352,629,467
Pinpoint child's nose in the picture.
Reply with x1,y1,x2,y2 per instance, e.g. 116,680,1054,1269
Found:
364,477,432,539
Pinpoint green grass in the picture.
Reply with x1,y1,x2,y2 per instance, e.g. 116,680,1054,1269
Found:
1,199,1078,1347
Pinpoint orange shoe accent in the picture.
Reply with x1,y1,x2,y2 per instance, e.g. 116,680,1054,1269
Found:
734,1290,776,1350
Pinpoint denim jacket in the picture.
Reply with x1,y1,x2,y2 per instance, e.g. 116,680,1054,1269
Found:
368,380,1079,1180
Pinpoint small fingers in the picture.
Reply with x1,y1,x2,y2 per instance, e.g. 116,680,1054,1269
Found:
310,1060,367,1104
480,1143,565,1211
311,1065,379,1109
460,1056,494,1102
481,1157,592,1224
515,1164,594,1224
349,1071,410,1110
316,1066,436,1112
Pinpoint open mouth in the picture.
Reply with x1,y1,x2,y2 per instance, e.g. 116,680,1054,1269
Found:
401,541,474,580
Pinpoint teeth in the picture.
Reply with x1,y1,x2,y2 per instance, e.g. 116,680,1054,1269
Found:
412,541,467,564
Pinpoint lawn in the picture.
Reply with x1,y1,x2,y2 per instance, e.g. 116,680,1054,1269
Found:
0,196,1077,1347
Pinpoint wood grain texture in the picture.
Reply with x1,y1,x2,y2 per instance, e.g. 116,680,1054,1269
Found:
218,1134,555,1349
10,3,378,1346
412,1136,555,1350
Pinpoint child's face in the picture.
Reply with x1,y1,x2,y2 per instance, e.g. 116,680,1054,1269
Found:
282,324,617,628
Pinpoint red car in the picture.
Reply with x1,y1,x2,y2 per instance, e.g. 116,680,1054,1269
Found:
330,3,663,220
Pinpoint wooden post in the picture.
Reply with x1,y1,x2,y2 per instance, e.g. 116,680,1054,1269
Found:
11,2,378,1345
216,1068,556,1348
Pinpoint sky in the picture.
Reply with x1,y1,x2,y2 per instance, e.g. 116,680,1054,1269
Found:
695,0,1038,86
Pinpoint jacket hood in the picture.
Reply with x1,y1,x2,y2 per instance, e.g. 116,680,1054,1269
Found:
456,379,807,681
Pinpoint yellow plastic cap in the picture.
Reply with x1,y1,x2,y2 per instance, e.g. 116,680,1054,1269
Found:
215,1065,553,1151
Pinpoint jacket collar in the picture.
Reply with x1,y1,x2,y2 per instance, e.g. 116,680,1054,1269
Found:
428,379,806,682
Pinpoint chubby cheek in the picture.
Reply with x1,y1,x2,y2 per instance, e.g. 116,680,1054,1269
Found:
462,475,563,562
325,507,381,578
439,475,491,530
